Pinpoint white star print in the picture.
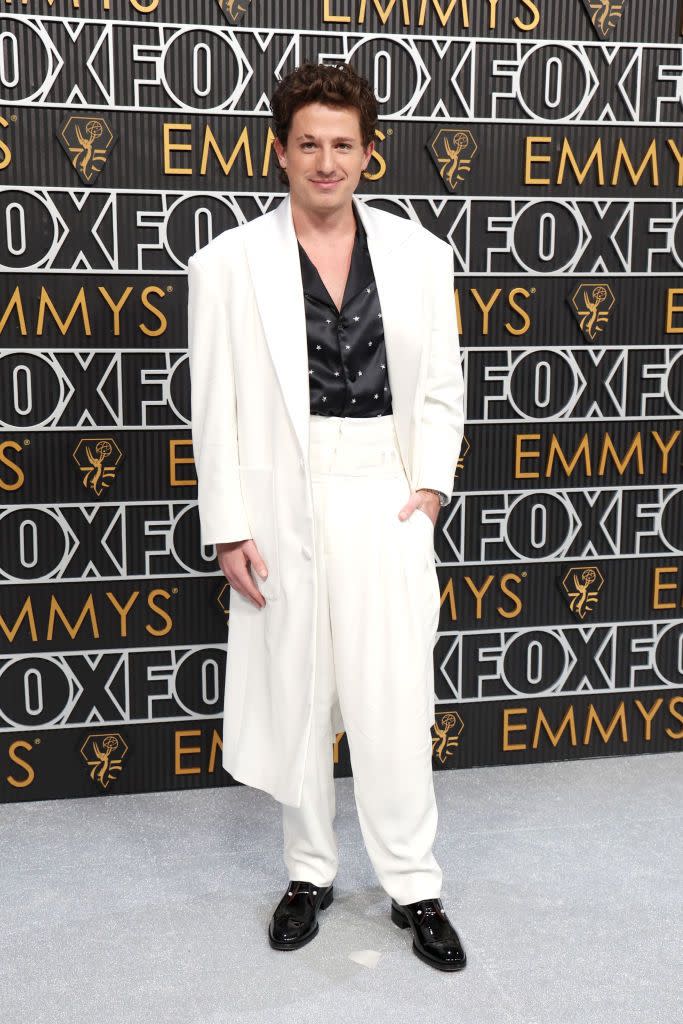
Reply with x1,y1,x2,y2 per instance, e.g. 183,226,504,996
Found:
381,363,385,369
351,398,356,403
353,316,360,322
374,393,379,399
368,341,373,346
316,344,321,350
377,313,382,318
322,395,327,402
345,344,350,349
334,370,340,376
366,287,371,293
358,370,363,376
309,369,314,375
325,319,332,324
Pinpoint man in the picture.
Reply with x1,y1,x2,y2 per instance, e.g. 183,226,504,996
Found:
187,62,466,971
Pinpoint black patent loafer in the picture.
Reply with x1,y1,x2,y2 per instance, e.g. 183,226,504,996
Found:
390,896,467,971
268,880,334,951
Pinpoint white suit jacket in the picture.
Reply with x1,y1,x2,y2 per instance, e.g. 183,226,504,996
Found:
187,192,465,807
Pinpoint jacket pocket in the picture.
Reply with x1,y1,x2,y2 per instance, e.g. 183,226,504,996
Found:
238,464,281,601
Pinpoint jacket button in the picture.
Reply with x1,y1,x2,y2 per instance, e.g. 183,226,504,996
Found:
301,544,312,560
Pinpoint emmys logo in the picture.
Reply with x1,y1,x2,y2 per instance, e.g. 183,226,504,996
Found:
580,0,626,38
427,128,477,192
456,436,470,478
569,283,615,342
218,581,231,622
432,710,464,764
72,437,123,496
560,565,605,620
80,733,128,789
215,0,252,23
57,115,117,184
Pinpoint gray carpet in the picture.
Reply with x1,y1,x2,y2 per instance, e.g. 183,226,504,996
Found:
1,752,679,1024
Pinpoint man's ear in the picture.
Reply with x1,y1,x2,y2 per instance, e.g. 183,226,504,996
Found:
362,139,375,169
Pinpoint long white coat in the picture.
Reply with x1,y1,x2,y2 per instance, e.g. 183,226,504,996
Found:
187,192,465,807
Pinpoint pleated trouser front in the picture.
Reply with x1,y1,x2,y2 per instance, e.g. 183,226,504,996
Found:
281,412,443,906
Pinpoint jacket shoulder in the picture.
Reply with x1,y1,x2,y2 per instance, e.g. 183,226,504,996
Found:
187,224,246,271
366,204,450,258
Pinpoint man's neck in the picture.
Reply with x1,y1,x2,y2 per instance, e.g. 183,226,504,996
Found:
290,194,357,245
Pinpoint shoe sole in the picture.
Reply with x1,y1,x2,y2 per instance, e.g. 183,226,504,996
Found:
390,902,467,972
268,885,334,951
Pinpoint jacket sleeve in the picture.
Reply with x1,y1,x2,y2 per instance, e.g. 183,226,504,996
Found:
413,241,465,506
187,252,252,546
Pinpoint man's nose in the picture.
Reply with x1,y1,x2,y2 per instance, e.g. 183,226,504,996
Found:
316,147,336,173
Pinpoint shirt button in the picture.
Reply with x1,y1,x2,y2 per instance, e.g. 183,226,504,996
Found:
301,544,313,560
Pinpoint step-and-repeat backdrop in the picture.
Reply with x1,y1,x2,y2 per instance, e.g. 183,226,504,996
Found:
1,1,681,802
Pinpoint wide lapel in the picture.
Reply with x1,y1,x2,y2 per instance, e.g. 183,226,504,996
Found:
244,192,423,478
355,197,424,484
243,194,310,461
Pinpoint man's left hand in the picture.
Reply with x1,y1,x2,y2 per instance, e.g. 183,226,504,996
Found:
398,488,440,527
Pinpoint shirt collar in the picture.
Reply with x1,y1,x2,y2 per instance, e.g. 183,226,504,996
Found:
297,202,373,313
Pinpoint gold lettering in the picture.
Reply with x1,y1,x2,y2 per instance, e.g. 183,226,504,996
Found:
597,433,644,476
515,0,540,30
665,288,683,333
506,288,533,335
98,287,133,335
498,574,523,618
652,566,679,610
169,439,197,487
0,441,25,492
175,730,202,775
47,594,99,641
323,0,352,22
140,285,167,337
471,288,501,334
105,591,140,637
360,0,411,24
524,136,551,185
583,702,628,744
418,0,468,28
0,596,38,643
201,124,254,177
634,698,664,741
7,740,35,788
464,574,495,618
147,589,173,636
557,138,605,185
651,430,680,474
515,433,541,479
532,706,577,748
546,433,592,477
0,287,28,336
612,138,658,186
666,696,683,738
502,706,527,751
164,123,195,176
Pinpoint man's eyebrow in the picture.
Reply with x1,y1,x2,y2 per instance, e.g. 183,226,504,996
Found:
294,134,356,142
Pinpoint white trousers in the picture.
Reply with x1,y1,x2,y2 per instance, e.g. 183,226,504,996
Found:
282,412,443,906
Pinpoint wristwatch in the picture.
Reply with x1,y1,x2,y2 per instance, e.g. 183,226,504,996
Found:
419,487,449,507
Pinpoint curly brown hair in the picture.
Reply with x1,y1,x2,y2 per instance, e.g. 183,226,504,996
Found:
270,61,378,187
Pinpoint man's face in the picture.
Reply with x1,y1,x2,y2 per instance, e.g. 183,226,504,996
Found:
274,101,374,214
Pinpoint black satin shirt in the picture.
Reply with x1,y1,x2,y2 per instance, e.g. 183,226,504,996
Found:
298,203,393,417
